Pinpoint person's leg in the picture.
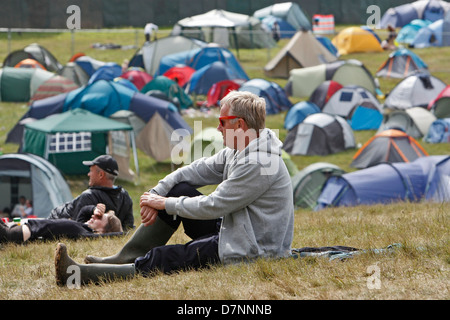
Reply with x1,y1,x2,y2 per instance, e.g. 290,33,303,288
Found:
134,233,220,276
85,182,219,264
0,219,25,244
55,243,135,287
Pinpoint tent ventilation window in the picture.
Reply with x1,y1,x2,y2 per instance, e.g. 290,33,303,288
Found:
48,132,92,153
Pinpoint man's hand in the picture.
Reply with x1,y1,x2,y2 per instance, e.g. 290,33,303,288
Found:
139,192,167,226
93,203,106,218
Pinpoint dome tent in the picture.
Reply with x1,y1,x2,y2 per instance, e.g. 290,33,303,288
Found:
316,155,450,210
428,85,450,118
0,153,72,218
283,113,355,156
331,26,383,55
376,48,428,79
350,129,428,169
285,59,379,98
383,72,447,110
291,162,345,210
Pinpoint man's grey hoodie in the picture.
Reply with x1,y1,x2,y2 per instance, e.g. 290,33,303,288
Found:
153,128,294,264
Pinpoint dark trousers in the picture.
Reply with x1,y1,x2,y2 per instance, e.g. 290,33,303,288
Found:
134,183,221,276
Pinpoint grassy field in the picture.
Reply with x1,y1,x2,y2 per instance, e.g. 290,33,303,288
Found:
0,28,449,301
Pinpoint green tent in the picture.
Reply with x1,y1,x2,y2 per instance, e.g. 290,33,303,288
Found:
22,109,138,178
291,162,344,209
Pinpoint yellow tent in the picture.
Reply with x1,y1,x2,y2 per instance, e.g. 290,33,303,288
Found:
332,27,383,55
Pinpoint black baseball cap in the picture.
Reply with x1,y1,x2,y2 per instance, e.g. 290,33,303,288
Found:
82,155,119,176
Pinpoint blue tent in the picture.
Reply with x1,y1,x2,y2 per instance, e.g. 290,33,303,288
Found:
396,19,432,44
316,155,450,210
7,80,192,162
284,101,320,130
187,61,244,95
411,16,450,47
88,63,123,84
261,15,297,39
424,118,450,143
156,46,249,81
239,78,292,115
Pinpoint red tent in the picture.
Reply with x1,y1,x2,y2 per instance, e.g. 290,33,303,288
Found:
163,66,195,87
121,69,153,91
30,75,79,103
206,79,242,107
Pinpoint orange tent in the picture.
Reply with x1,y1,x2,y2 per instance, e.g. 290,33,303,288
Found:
15,58,46,70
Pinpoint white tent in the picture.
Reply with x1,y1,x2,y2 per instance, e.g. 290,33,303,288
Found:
172,9,276,51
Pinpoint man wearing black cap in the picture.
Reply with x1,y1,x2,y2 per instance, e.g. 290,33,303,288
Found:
48,155,134,230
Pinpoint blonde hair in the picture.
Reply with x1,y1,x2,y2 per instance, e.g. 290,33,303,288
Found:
220,91,266,131
103,211,123,233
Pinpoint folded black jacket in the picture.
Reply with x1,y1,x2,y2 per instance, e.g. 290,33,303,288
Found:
48,186,134,229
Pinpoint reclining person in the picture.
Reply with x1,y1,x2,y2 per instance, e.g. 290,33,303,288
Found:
48,155,134,230
1,204,123,244
54,90,294,286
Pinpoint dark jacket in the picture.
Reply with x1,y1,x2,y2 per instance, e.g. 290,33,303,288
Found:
48,186,134,229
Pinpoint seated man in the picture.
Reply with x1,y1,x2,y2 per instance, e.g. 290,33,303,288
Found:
1,204,123,244
48,155,134,230
54,91,294,286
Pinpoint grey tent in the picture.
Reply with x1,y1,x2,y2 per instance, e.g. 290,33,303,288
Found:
0,153,73,218
283,113,356,156
172,9,276,51
377,107,437,139
384,72,447,110
292,162,345,210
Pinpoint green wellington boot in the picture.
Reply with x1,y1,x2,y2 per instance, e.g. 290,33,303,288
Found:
55,243,136,287
84,216,176,264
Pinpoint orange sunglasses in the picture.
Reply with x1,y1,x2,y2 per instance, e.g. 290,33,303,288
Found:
219,115,242,126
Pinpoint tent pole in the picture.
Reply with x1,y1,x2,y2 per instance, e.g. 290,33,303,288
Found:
130,131,140,181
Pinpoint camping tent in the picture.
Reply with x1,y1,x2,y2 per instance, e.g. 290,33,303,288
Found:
141,75,193,110
172,9,276,51
350,129,428,169
316,155,450,210
378,107,437,138
383,72,447,110
321,85,383,130
30,75,79,103
186,61,245,95
14,58,46,69
7,80,192,163
0,153,73,218
379,0,450,28
189,127,224,163
264,31,337,79
331,26,383,55
410,17,450,47
396,19,432,45
424,118,450,142
253,2,312,36
284,101,321,131
376,48,428,78
22,108,138,180
163,66,195,87
3,43,63,72
238,78,292,115
283,113,355,156
291,162,345,210
428,85,450,118
129,36,207,76
58,62,90,87
0,67,54,102
120,69,153,91
285,59,378,98
308,80,343,109
157,46,249,81
206,79,243,107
